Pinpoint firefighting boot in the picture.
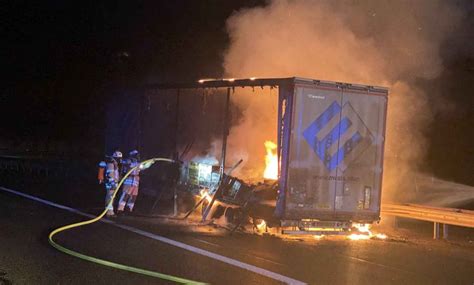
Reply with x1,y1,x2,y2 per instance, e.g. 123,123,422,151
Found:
106,209,116,217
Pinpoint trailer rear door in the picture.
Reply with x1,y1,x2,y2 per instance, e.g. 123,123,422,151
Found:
283,81,387,222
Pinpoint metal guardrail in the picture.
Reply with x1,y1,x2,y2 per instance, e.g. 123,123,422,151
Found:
0,154,96,180
382,203,474,239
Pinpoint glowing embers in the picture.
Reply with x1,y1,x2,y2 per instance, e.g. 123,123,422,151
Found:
263,141,278,180
347,223,388,240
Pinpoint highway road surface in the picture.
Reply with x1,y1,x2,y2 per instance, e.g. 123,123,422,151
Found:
1,186,473,285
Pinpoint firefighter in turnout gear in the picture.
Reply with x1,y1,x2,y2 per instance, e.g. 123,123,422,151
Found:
117,150,141,214
98,150,122,217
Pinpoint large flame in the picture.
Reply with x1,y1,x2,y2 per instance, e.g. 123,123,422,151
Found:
263,141,278,180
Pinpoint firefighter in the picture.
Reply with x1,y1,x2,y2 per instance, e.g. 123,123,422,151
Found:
98,150,122,217
117,150,141,214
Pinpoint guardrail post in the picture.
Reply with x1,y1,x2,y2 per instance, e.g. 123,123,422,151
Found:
442,224,449,240
433,222,440,239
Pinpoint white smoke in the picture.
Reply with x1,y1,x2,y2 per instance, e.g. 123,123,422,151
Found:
221,0,463,201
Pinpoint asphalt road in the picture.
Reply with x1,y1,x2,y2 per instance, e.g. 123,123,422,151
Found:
1,187,473,285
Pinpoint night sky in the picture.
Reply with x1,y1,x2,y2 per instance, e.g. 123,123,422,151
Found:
2,1,262,144
1,1,472,184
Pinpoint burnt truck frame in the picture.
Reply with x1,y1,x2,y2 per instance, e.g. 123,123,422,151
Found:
111,77,388,232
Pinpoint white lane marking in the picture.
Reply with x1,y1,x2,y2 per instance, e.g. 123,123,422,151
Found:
0,187,306,285
193,239,221,248
252,255,285,267
193,239,284,266
342,254,416,275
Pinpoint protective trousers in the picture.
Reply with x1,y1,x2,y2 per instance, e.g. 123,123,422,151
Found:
118,184,138,212
118,158,140,213
105,181,117,214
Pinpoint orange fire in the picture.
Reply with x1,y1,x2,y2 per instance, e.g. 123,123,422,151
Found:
347,223,387,240
256,220,267,232
263,141,278,180
348,233,371,240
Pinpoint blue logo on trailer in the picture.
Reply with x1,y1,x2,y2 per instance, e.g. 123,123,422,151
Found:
303,101,372,171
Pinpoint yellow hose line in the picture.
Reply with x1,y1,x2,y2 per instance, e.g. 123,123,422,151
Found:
48,158,207,284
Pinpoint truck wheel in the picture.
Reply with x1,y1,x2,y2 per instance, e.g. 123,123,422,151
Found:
224,207,234,223
211,205,225,219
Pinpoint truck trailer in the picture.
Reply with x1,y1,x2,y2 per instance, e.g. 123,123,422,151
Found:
107,77,388,234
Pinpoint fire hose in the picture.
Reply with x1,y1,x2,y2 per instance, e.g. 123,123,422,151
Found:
48,158,206,284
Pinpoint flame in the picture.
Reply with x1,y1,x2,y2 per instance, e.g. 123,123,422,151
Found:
199,189,212,203
256,220,267,231
348,234,371,240
313,235,325,240
263,141,278,180
348,223,387,240
375,233,387,239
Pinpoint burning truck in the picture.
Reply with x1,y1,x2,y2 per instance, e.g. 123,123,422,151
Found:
108,77,388,235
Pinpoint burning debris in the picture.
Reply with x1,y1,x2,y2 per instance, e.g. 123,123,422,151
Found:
179,155,280,229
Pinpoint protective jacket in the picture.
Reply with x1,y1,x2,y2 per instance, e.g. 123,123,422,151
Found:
117,157,141,212
105,159,120,190
122,158,140,187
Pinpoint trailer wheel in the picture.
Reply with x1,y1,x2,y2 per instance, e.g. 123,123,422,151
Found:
211,204,225,219
224,207,235,223
233,208,244,224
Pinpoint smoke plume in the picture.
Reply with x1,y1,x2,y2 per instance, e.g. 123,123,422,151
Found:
222,0,463,201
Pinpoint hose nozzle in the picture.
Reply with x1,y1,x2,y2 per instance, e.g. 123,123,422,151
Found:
139,158,175,170
139,161,155,170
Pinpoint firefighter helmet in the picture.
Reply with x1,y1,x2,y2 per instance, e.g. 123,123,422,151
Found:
112,151,123,158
